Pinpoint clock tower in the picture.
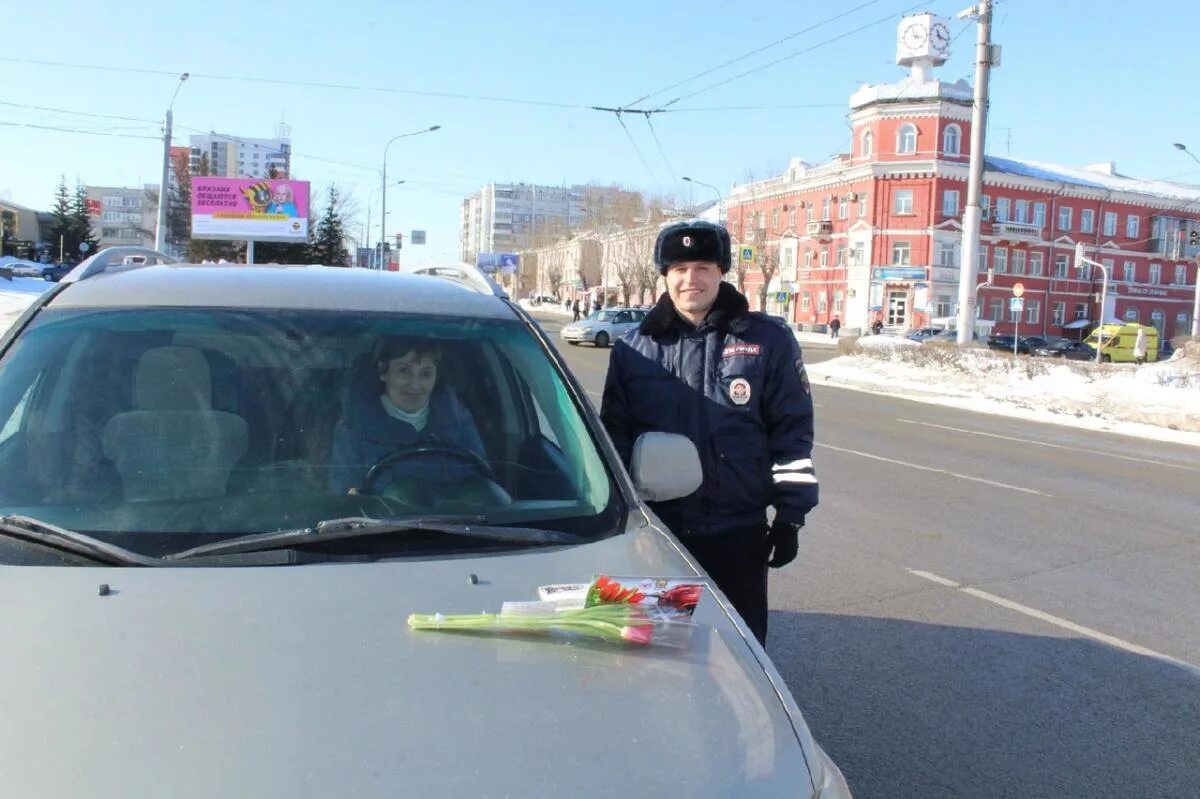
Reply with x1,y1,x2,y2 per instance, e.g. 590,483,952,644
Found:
896,12,951,83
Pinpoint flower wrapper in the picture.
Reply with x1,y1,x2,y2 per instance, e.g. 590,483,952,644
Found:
585,575,706,623
407,602,695,648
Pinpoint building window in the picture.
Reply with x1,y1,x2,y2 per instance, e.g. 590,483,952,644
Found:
861,130,873,158
990,299,1003,322
836,246,847,266
834,290,844,313
819,249,829,267
817,292,828,313
1103,211,1117,236
1025,301,1040,324
1012,249,1026,275
1149,263,1161,284
1052,302,1066,326
1176,264,1188,285
772,209,780,229
1123,261,1136,282
804,250,813,267
1127,215,1140,239
892,242,911,265
838,200,848,220
894,189,914,215
978,244,988,273
938,241,957,266
1058,206,1073,231
943,190,960,217
1033,202,1047,226
897,123,918,154
806,206,814,222
1054,254,1069,277
1101,258,1113,282
981,195,991,217
1177,313,1192,338
822,197,831,220
1074,303,1088,320
801,292,812,311
942,124,961,155
859,195,868,217
1124,307,1140,322
1014,200,1029,224
788,209,796,228
1030,252,1044,276
1080,209,1095,234
852,242,865,265
993,247,1008,273
936,294,952,317
995,197,1010,223
782,247,796,277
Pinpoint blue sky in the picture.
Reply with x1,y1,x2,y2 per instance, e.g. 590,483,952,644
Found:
2,0,1197,262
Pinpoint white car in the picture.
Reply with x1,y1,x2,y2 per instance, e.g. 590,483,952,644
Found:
560,307,647,347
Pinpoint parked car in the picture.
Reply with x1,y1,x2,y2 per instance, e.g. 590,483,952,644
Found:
560,306,647,347
41,263,74,282
0,246,851,798
924,329,980,344
986,334,1049,354
1031,339,1095,360
906,326,943,342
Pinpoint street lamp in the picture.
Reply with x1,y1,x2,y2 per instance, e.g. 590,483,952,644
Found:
154,72,189,253
1075,242,1112,363
1171,144,1200,336
380,125,440,269
365,180,405,269
682,176,724,224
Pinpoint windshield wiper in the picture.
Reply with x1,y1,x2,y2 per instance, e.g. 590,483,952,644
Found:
0,515,157,567
167,515,586,561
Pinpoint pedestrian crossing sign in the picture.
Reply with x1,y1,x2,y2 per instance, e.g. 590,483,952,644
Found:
740,246,755,263
1009,297,1024,312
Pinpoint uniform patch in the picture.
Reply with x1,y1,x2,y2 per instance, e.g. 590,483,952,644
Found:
729,377,752,405
722,343,762,358
797,359,811,395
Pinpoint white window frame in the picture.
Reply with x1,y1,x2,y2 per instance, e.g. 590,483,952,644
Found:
1033,202,1047,226
1025,300,1040,325
819,249,829,267
1126,215,1140,239
993,246,1008,273
834,290,844,313
1054,254,1069,277
801,292,812,311
935,294,953,317
1149,263,1161,284
897,124,918,154
817,292,828,313
943,190,960,217
995,197,1010,223
894,189,914,215
1029,252,1044,276
990,299,1004,322
1014,200,1029,224
942,124,961,155
858,195,867,217
1074,303,1088,320
1123,261,1136,282
822,197,831,220
861,130,873,158
1052,302,1066,326
1080,208,1095,234
803,250,813,268
1175,264,1188,285
838,200,848,220
1011,249,1026,275
1058,206,1073,231
1103,211,1117,236
937,241,957,267
892,242,911,265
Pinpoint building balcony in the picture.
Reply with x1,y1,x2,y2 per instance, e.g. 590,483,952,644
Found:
805,220,833,237
988,221,1044,241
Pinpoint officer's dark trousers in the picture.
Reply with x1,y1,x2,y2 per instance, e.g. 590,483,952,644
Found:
678,526,770,645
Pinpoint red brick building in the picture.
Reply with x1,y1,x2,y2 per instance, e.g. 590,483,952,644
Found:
726,13,1199,341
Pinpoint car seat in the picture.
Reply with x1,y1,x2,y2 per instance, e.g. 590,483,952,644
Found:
102,346,248,502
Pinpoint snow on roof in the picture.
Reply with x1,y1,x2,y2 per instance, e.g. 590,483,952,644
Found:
986,156,1200,203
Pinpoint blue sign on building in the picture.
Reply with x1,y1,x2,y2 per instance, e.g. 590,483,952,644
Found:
871,267,927,281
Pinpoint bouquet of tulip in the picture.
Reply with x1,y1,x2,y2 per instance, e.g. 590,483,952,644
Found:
407,574,705,648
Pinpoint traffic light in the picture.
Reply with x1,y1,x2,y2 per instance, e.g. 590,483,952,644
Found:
1190,229,1199,247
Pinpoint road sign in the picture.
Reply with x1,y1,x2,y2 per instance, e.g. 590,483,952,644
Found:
740,246,755,264
1009,297,1024,312
79,242,90,253
411,230,426,245
1013,282,1025,298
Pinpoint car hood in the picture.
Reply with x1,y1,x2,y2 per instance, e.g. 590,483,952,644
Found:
0,523,817,798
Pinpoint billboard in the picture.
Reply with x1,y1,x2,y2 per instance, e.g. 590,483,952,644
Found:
477,252,519,274
411,230,426,245
191,178,310,242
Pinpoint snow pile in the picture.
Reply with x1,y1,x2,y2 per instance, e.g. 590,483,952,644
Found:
853,335,921,350
808,339,1200,443
519,299,573,318
0,278,51,334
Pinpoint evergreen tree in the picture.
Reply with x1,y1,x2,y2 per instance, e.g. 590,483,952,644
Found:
43,176,74,262
309,186,349,266
71,181,99,258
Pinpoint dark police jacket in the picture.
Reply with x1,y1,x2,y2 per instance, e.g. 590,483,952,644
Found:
601,283,818,536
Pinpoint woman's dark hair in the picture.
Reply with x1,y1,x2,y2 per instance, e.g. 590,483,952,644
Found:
374,336,442,375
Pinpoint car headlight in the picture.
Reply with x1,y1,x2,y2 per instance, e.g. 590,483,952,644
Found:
577,327,592,334
811,746,853,798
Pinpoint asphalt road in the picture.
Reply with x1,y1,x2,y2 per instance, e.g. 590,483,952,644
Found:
531,311,1200,799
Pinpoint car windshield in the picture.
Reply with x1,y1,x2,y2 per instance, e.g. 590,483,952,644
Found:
587,310,618,322
0,306,621,554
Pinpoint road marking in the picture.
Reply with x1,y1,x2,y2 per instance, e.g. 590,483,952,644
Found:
896,418,1200,473
816,442,1051,496
906,568,1200,674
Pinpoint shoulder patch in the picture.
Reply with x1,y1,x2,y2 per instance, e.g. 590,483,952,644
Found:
722,342,762,358
797,358,811,395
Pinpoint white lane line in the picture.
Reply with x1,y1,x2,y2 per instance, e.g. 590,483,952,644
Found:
816,442,1051,497
906,568,1200,674
896,418,1200,473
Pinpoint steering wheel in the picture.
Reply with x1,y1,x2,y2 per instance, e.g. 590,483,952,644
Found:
360,441,497,496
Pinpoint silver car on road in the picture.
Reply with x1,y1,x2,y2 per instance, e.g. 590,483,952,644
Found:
0,248,850,798
560,307,647,347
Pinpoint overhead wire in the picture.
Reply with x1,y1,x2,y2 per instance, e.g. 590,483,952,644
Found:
642,114,678,190
613,113,663,193
0,120,160,141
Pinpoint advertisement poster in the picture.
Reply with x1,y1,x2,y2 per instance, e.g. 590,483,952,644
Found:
191,177,310,242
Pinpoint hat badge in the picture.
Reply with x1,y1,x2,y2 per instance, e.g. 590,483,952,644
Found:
682,235,692,247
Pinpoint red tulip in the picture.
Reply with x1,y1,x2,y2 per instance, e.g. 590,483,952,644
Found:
620,625,654,645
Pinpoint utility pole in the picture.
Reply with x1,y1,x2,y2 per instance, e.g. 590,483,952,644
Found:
154,73,188,254
955,0,995,345
1192,253,1199,337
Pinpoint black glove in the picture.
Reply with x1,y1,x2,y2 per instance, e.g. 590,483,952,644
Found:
767,520,802,568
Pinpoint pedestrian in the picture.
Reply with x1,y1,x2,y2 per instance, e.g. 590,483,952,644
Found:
1133,326,1148,366
593,298,602,314
600,220,817,646
572,299,581,322
829,316,841,339
564,298,570,313
872,318,884,336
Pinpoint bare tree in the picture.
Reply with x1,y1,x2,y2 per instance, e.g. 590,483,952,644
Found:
544,259,564,298
755,242,782,313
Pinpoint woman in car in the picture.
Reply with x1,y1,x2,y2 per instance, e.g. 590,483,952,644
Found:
328,336,487,496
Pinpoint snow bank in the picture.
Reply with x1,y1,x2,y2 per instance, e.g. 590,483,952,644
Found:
808,339,1200,446
854,335,921,350
0,279,52,335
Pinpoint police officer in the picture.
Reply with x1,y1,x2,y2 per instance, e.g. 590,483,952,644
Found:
600,219,817,645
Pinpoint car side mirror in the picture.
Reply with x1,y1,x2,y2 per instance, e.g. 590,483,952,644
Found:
629,432,702,502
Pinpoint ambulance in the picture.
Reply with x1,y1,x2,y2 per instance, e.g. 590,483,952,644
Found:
1084,323,1159,363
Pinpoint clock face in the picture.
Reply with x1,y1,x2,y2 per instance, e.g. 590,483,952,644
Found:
930,22,951,51
902,22,928,49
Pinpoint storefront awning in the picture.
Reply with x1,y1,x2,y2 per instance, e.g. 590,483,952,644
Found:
1062,318,1091,329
